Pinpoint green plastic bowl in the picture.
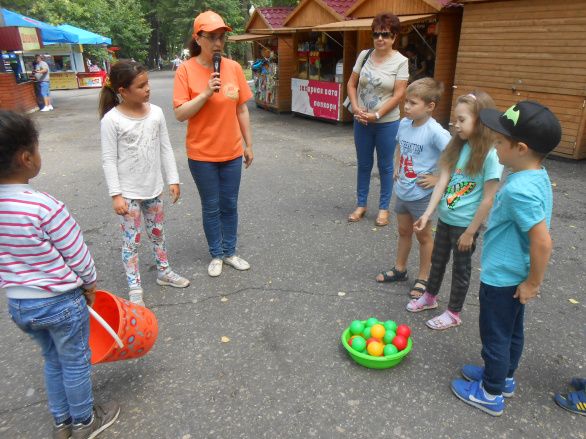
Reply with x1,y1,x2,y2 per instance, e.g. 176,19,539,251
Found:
341,321,412,369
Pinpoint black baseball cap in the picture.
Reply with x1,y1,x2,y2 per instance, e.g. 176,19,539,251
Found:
479,101,562,154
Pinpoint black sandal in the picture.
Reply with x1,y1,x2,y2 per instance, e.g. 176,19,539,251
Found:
376,267,408,283
409,279,428,298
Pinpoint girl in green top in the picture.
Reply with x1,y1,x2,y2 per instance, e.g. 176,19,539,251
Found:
407,91,504,330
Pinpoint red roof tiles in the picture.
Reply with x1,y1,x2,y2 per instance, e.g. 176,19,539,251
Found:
257,7,295,28
322,0,360,16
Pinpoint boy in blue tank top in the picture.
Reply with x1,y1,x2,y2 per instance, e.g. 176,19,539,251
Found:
451,101,562,416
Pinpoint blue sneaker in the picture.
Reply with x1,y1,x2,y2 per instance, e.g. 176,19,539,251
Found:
451,378,505,416
554,389,586,416
461,364,516,397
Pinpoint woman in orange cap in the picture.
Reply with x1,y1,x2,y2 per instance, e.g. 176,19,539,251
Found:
173,11,254,278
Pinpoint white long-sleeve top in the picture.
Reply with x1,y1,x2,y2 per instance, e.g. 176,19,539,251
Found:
101,104,180,199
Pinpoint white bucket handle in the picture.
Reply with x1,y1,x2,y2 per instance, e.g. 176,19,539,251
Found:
88,306,124,348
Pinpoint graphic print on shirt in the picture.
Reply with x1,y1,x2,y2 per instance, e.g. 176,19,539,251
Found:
223,83,240,101
398,139,424,183
358,69,383,111
121,119,158,175
443,168,477,210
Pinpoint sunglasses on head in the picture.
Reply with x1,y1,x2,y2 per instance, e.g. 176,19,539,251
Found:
372,31,393,39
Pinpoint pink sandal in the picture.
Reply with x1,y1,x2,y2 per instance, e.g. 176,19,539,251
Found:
406,293,438,313
426,310,462,330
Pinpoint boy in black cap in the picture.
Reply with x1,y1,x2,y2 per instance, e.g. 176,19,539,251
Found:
450,101,562,416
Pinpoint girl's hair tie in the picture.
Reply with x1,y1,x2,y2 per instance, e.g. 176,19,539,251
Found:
466,93,476,100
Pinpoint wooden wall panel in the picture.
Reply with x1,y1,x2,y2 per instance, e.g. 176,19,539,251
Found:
350,0,438,18
278,36,295,111
286,2,338,27
341,31,358,121
433,8,463,126
247,14,268,31
452,0,586,159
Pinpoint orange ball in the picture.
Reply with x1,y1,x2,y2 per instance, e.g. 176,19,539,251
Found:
370,324,386,340
367,341,384,357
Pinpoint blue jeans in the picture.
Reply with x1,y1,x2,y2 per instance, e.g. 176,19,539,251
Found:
40,81,50,97
479,282,525,395
8,289,93,424
353,120,399,209
188,156,242,258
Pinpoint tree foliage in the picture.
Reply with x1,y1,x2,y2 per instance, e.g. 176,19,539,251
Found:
1,0,151,61
1,0,299,64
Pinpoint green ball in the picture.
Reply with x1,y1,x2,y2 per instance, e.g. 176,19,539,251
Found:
349,320,365,335
384,344,399,356
383,331,396,345
366,317,379,327
384,320,398,332
362,327,372,339
351,336,366,352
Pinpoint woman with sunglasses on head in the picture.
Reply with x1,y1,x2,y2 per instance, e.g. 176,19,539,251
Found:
346,13,409,227
173,11,254,277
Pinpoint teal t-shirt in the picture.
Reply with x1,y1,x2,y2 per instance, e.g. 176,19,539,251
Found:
438,144,503,227
480,168,553,287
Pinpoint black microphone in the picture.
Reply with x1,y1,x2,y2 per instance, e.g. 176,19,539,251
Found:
212,53,221,92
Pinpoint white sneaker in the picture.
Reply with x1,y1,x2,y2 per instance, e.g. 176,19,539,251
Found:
156,270,190,288
40,107,51,112
223,255,250,271
208,258,223,277
48,105,54,110
128,289,145,307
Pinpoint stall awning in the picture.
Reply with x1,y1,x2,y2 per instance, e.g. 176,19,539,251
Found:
0,8,78,44
227,33,272,42
57,24,111,45
312,14,436,32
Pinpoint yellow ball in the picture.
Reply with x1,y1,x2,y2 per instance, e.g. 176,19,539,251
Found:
367,341,384,357
370,324,386,340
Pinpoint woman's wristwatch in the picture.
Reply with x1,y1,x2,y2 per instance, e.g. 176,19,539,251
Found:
375,112,381,120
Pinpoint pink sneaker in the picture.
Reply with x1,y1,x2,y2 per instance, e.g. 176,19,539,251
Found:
406,292,438,313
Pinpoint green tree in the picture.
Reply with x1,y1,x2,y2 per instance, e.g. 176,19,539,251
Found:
1,0,151,62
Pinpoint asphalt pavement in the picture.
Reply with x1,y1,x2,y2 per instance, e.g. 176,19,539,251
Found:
0,71,584,438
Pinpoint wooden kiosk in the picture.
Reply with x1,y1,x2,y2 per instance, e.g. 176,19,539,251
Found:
455,0,586,160
311,0,463,124
228,7,295,113
282,0,359,122
0,26,41,112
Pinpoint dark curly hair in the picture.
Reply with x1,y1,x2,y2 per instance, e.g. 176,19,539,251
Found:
0,110,38,178
371,13,401,36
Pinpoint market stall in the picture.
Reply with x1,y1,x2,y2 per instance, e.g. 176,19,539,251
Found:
0,26,41,111
57,24,111,88
228,7,295,113
456,0,586,160
282,0,357,122
0,8,82,90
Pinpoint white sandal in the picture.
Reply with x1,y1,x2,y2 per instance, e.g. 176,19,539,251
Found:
426,310,462,330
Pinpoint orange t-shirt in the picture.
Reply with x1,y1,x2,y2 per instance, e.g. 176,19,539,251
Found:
173,57,253,162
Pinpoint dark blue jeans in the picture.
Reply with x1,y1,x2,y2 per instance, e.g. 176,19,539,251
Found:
479,282,525,395
188,156,242,259
8,288,93,424
353,119,399,209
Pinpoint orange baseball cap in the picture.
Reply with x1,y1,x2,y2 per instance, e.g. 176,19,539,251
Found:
193,11,232,37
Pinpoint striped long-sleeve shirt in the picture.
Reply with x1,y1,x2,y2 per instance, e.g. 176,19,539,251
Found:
0,184,97,299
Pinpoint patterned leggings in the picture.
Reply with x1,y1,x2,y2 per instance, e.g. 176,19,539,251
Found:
426,219,479,313
120,197,169,289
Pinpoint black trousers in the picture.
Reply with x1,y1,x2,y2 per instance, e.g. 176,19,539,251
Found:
427,219,478,312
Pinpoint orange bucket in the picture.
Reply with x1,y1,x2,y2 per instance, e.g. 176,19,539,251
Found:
88,290,158,364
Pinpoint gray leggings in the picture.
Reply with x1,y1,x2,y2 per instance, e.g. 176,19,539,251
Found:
427,219,478,313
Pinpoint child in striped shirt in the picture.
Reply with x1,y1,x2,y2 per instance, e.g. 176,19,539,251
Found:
0,111,119,439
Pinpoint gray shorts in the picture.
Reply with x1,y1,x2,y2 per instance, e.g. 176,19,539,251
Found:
394,193,432,220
